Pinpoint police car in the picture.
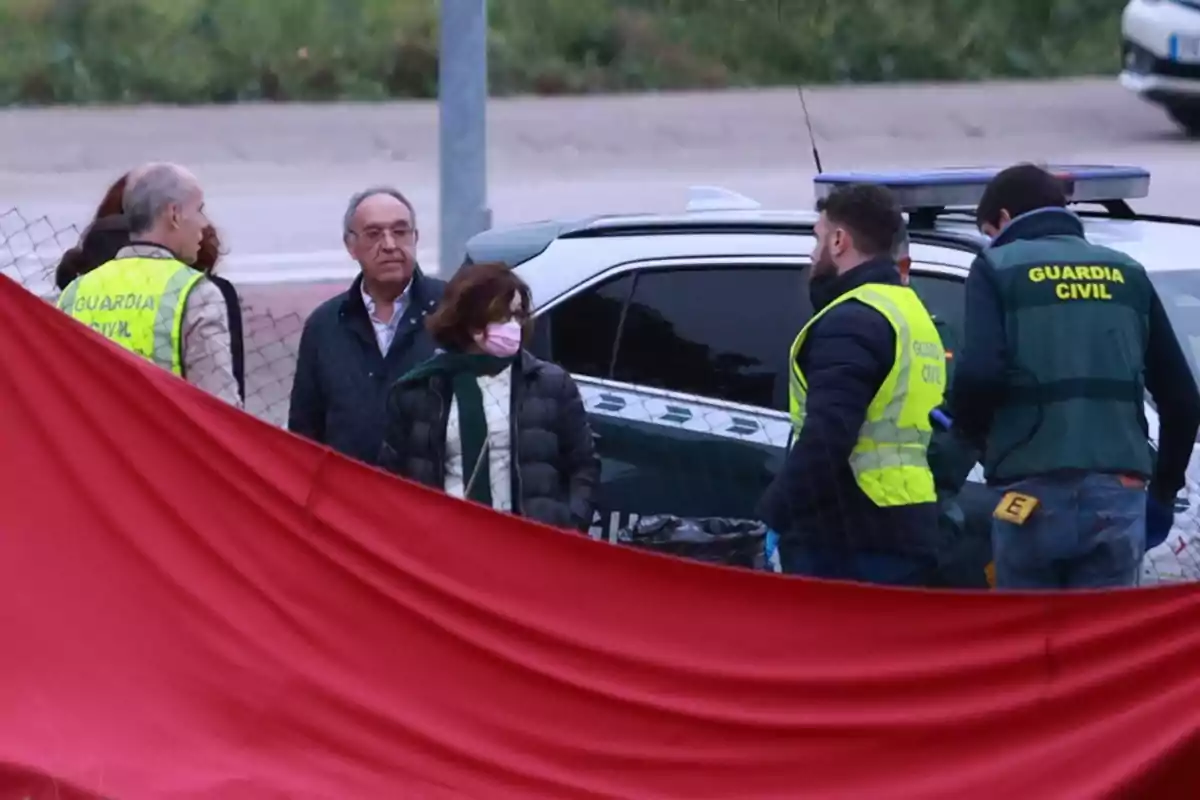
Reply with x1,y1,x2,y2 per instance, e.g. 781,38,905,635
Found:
1121,0,1200,134
464,166,1200,585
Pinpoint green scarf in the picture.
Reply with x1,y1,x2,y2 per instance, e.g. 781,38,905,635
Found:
399,351,515,507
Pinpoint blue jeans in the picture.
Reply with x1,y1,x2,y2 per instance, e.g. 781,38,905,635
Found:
781,548,938,587
991,473,1146,590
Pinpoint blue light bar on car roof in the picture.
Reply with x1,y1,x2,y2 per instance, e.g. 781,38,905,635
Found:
812,165,1150,210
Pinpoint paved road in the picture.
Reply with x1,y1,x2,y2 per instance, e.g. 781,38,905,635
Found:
1,77,1196,284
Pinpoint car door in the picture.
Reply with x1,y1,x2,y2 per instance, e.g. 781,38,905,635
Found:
536,257,810,540
907,265,996,586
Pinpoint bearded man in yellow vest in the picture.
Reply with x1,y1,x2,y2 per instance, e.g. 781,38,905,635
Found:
757,183,947,586
57,163,241,406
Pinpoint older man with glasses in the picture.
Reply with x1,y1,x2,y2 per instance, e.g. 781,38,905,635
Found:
288,187,446,465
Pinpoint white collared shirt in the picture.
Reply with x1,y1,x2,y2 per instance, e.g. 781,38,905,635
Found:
444,365,514,512
361,281,411,355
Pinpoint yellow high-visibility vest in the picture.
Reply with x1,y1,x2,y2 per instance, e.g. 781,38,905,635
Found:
788,283,946,506
57,256,204,377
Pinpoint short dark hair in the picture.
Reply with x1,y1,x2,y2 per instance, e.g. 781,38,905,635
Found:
426,261,533,351
976,164,1068,228
815,183,904,256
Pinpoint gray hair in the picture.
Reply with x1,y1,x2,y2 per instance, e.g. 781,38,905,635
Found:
123,164,195,235
342,186,416,237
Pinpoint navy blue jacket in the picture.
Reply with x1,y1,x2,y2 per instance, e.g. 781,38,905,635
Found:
948,208,1200,499
288,269,446,465
757,258,943,558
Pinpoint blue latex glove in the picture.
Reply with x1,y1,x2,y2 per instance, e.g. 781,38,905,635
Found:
1146,494,1175,551
930,409,953,430
763,528,781,572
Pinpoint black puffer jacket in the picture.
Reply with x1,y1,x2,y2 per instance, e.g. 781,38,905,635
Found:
288,270,445,465
378,350,600,531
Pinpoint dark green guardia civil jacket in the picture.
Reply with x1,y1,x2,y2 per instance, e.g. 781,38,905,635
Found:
948,207,1199,495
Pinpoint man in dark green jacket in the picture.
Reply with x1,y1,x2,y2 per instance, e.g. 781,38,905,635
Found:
947,164,1200,589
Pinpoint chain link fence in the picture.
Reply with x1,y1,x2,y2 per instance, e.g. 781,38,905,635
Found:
1,207,337,428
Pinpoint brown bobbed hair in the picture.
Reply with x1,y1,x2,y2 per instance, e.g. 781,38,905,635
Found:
426,261,533,352
54,171,223,289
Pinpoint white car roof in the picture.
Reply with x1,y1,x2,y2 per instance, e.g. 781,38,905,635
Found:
483,206,1200,307
938,215,1200,273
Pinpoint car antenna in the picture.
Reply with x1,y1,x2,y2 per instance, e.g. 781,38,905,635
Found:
776,0,824,174
797,86,824,174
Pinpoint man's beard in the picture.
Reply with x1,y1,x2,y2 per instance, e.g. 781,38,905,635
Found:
810,243,837,282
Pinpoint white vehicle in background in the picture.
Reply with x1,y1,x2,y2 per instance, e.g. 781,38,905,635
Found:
1121,0,1200,134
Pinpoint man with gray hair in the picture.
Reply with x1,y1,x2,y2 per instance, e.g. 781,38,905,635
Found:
58,163,241,406
288,187,445,464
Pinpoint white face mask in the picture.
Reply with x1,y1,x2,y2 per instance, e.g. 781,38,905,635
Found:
474,320,522,358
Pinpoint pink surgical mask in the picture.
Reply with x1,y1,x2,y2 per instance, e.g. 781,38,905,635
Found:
475,320,522,357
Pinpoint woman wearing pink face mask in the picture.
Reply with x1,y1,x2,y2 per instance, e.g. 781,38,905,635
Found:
379,261,599,531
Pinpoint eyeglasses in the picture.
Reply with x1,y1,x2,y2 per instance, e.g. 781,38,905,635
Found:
354,225,417,245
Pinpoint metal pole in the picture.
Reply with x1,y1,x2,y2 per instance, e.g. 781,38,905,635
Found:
438,0,491,276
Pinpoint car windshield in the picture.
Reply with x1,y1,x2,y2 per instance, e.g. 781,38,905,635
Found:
1149,270,1200,387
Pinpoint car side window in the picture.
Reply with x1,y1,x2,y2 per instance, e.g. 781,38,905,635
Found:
610,267,811,410
908,271,966,357
545,274,635,379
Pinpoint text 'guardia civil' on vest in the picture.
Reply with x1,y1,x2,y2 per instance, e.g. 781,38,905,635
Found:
1028,264,1125,301
89,321,132,339
64,293,158,314
1027,265,1126,283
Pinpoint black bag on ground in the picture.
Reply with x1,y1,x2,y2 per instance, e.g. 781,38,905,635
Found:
617,515,767,568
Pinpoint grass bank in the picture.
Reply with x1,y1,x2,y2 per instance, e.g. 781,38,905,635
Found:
0,0,1124,106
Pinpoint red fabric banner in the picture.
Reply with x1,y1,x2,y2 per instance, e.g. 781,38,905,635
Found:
1,274,1199,800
